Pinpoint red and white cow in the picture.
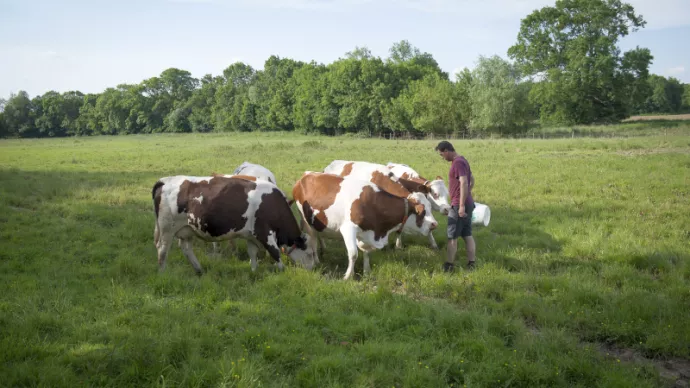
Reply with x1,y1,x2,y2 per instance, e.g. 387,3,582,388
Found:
323,160,449,250
386,162,451,214
292,172,438,280
231,161,278,185
152,174,315,274
209,162,282,254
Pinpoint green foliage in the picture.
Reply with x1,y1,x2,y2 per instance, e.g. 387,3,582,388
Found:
2,91,36,137
384,73,469,134
637,75,685,114
4,32,690,138
469,55,532,133
508,0,652,124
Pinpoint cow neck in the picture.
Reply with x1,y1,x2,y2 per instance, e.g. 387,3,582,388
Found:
398,197,409,233
408,176,430,187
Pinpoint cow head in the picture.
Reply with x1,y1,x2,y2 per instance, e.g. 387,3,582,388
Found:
426,177,451,215
405,192,438,235
285,233,317,270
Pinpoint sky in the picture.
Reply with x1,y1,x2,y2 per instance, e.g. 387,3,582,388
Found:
0,0,689,99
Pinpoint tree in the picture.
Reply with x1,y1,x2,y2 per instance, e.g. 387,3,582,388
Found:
508,0,651,124
384,73,469,134
345,46,373,60
3,91,35,137
635,75,684,114
186,74,221,132
388,40,420,63
469,55,532,133
0,98,7,138
251,56,304,131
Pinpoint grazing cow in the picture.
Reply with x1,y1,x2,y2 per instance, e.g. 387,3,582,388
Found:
323,160,448,250
152,174,315,275
292,172,438,280
209,162,282,254
386,162,451,214
232,161,277,184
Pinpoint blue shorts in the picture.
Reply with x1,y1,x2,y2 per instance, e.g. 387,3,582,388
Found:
447,203,474,239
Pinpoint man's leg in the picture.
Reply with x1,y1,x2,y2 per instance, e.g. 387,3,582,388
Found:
446,238,457,264
444,206,459,272
463,236,476,268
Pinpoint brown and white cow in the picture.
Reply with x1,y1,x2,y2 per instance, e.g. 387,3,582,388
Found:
386,162,451,213
152,174,315,275
323,160,449,250
231,161,277,185
292,172,438,280
208,162,282,254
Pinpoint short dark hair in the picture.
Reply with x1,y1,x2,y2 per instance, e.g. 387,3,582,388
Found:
435,141,455,152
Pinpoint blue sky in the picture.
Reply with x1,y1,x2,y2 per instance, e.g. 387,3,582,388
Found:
1,0,688,98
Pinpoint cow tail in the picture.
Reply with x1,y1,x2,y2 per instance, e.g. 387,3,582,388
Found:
152,181,165,216
152,181,165,248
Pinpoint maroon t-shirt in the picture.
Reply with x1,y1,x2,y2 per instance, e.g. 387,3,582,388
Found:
449,156,473,207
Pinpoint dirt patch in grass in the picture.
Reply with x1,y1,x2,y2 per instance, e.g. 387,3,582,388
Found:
599,343,690,387
623,114,690,122
615,148,690,156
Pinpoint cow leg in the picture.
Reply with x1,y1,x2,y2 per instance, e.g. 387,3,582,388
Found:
356,241,374,276
210,241,224,258
363,251,371,275
428,232,439,250
179,238,203,275
299,217,321,265
318,234,327,253
156,228,175,272
154,222,160,249
340,226,359,280
395,232,404,249
247,240,261,272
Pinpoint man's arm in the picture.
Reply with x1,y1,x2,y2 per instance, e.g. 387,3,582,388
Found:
459,175,468,217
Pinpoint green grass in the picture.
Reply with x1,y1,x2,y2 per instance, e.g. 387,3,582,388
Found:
526,120,690,138
1,131,689,387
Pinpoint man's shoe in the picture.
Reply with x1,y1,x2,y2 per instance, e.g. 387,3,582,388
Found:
466,261,476,271
443,262,455,273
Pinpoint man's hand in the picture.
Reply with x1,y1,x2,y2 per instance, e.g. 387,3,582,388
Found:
458,204,467,218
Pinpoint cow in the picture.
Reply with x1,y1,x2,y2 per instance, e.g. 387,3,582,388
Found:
323,160,449,250
152,174,315,275
292,171,438,280
209,162,282,254
231,161,277,185
385,162,451,214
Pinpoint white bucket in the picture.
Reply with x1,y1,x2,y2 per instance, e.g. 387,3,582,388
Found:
471,202,491,226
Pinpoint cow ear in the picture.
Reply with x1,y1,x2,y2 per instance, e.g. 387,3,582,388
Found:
436,175,443,181
417,184,429,194
414,204,425,215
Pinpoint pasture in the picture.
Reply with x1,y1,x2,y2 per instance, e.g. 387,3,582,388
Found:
1,131,689,387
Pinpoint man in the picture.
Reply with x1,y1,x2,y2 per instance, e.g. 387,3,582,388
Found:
435,140,475,272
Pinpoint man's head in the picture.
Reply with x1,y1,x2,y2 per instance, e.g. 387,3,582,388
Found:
435,141,456,162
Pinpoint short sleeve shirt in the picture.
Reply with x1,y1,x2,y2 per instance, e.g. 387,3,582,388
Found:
448,156,473,207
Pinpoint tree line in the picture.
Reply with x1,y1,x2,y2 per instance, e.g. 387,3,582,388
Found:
1,0,689,139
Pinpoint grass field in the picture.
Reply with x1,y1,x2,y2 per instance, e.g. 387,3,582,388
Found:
1,130,689,387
